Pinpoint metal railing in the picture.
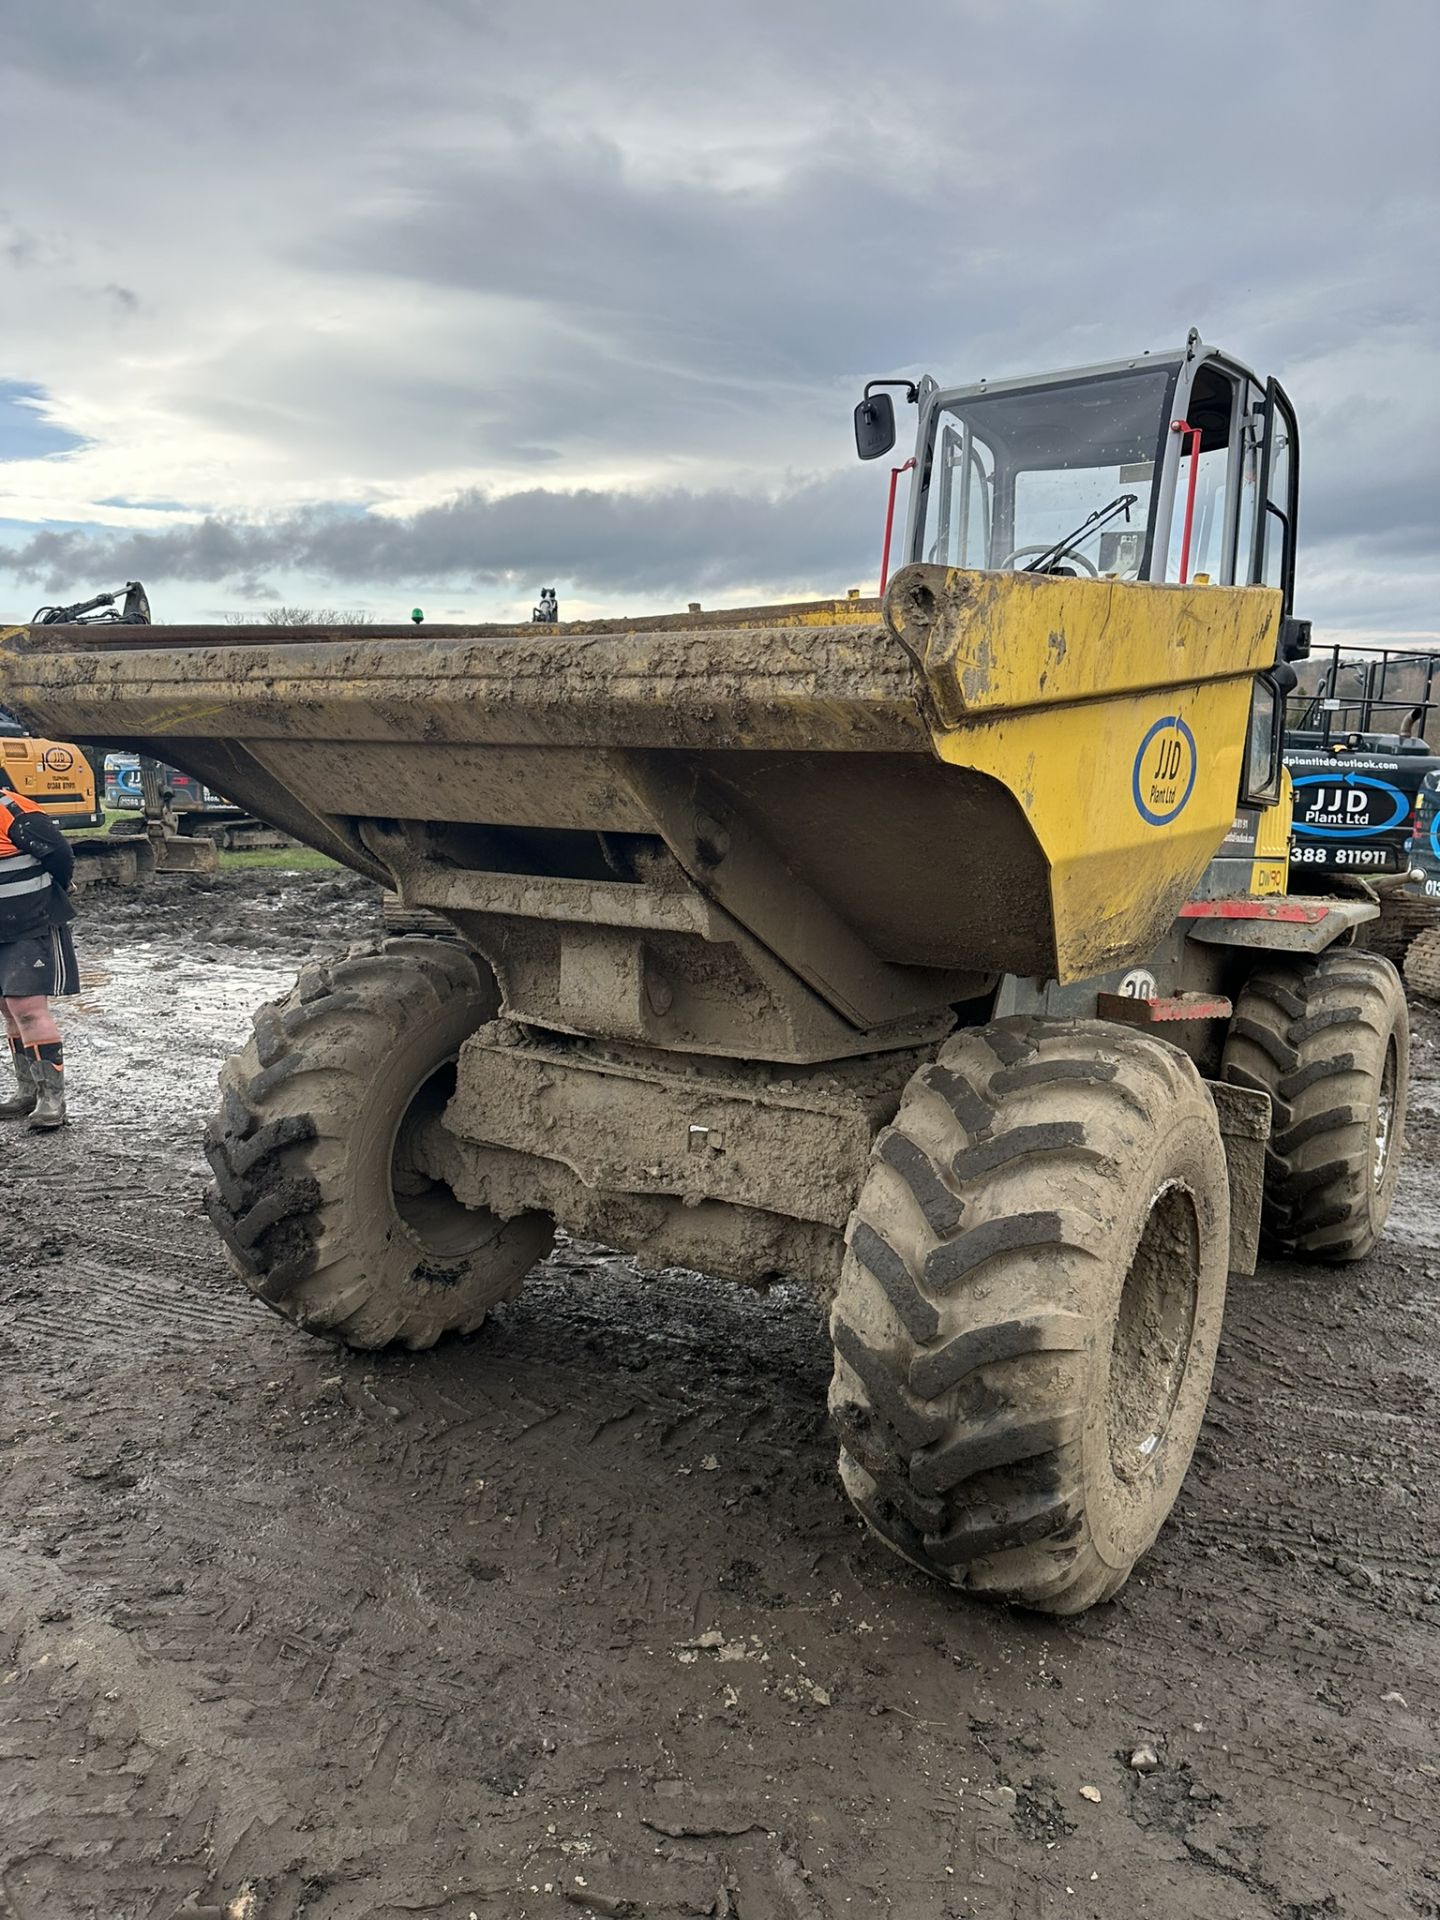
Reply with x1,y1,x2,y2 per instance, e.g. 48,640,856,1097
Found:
1286,640,1440,749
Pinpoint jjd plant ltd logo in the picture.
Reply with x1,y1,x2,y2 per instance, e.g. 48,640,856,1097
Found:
1132,716,1197,827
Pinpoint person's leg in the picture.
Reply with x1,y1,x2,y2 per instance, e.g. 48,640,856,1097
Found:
0,995,38,1118
6,995,62,1047
7,994,65,1128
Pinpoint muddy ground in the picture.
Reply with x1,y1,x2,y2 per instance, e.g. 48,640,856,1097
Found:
1,872,1435,1920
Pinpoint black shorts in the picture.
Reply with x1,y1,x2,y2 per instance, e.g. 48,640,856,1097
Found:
0,924,80,999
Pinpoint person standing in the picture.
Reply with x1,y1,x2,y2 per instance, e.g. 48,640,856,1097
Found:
0,765,78,1128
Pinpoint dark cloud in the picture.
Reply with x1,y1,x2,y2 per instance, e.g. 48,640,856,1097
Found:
6,469,882,602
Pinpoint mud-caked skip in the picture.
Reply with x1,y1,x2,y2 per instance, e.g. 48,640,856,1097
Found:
0,763,79,1129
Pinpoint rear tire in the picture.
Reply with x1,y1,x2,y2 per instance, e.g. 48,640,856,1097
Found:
1222,948,1407,1261
382,890,454,937
1360,892,1439,965
1405,927,1440,1002
205,938,553,1348
828,1018,1230,1615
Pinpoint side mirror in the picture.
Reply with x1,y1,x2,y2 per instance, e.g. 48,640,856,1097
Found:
854,392,897,461
1278,614,1311,663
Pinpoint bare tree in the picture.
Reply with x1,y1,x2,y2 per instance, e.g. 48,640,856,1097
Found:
223,607,377,626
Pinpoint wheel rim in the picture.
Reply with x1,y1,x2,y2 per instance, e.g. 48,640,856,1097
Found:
1107,1180,1200,1480
1374,1037,1398,1190
390,1058,498,1267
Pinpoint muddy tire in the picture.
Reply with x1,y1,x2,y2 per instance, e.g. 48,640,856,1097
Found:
829,1018,1229,1615
1404,927,1440,1001
382,889,453,937
205,938,553,1348
1360,892,1439,965
1222,949,1407,1262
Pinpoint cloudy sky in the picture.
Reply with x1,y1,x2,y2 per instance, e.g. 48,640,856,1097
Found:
1,0,1436,635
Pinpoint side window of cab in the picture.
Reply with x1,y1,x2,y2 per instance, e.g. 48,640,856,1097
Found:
1163,363,1242,583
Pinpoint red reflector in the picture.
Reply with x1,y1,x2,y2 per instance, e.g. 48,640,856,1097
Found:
1098,991,1233,1025
1179,898,1326,923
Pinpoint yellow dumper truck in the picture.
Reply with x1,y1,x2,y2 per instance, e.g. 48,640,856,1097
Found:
0,335,1406,1613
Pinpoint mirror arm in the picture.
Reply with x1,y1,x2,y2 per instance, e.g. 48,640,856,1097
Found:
864,378,919,405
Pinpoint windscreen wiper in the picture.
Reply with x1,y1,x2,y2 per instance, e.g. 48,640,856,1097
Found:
1024,493,1139,574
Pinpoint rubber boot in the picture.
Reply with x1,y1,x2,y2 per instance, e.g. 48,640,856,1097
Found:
26,1043,66,1130
0,1039,37,1120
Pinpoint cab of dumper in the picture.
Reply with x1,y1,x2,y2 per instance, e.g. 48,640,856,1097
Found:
858,331,1312,900
860,330,1300,603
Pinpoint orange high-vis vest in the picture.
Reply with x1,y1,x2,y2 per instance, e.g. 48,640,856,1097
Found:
0,786,48,859
0,790,58,930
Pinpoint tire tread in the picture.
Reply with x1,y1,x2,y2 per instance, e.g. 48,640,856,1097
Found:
205,938,552,1348
1221,948,1407,1262
829,1017,1226,1613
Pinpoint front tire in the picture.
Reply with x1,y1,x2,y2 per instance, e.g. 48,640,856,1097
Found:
829,1018,1230,1615
1222,948,1407,1262
205,938,553,1348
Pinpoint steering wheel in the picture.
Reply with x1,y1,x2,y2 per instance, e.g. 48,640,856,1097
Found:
1000,544,1100,578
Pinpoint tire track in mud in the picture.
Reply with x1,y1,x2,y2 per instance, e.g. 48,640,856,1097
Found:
1,874,1436,1920
5,1257,266,1357
5,1242,1429,1920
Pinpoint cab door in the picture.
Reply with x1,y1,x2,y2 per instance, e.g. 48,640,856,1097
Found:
1249,378,1299,609
1246,378,1305,820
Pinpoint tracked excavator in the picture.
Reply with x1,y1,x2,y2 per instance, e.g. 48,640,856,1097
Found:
0,334,1407,1614
3,582,215,884
0,587,152,836
1284,640,1440,965
35,584,288,856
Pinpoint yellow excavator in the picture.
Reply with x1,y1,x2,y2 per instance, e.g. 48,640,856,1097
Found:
0,585,147,829
0,706,104,826
3,582,216,883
